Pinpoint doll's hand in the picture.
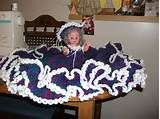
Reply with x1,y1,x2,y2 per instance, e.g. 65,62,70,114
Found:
62,47,69,55
83,40,92,52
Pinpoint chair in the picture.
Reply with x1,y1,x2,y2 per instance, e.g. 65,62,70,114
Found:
24,15,65,48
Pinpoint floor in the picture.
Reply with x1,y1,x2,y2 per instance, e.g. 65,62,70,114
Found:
0,112,33,119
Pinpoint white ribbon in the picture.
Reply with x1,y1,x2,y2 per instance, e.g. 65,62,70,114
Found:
67,46,82,68
109,52,119,63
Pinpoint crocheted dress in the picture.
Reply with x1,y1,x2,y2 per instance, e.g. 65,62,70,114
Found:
0,42,147,105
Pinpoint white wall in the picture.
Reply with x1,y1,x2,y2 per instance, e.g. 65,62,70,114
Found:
1,0,159,119
93,21,158,119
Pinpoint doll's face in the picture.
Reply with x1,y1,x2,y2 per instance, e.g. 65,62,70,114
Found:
67,31,80,47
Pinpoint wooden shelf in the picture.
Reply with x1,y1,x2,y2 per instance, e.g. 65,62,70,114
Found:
69,14,159,23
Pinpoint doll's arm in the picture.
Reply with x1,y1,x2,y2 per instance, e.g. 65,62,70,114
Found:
82,40,92,52
82,40,98,59
62,46,70,55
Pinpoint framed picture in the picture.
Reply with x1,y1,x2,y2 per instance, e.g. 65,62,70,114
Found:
82,16,94,35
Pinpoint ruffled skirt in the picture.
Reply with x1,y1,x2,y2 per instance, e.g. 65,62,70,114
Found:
0,42,147,105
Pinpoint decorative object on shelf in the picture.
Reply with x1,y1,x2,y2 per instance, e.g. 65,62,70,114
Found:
100,0,107,8
77,0,102,16
99,0,115,15
99,0,122,15
120,0,132,15
106,0,114,8
70,3,78,15
82,16,94,35
11,2,18,11
144,0,157,16
131,0,145,16
98,0,122,15
112,0,123,12
69,0,78,15
115,0,145,16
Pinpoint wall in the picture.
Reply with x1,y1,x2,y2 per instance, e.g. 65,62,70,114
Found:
0,0,159,119
17,0,70,21
93,21,158,119
77,20,158,119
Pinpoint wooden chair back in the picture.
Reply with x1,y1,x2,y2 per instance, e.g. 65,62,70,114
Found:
24,15,65,48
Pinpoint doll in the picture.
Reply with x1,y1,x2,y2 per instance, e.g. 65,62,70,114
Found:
56,22,98,69
60,24,91,55
0,22,147,105
57,22,126,67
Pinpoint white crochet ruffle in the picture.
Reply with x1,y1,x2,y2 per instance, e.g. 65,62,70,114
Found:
0,53,147,105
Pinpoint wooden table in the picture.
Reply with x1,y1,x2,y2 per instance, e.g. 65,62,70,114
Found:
64,93,113,119
0,80,114,119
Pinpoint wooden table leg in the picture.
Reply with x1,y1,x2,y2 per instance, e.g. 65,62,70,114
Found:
77,100,94,119
94,101,102,119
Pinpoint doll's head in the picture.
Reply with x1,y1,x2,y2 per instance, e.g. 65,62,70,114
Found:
57,22,84,46
63,26,83,46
